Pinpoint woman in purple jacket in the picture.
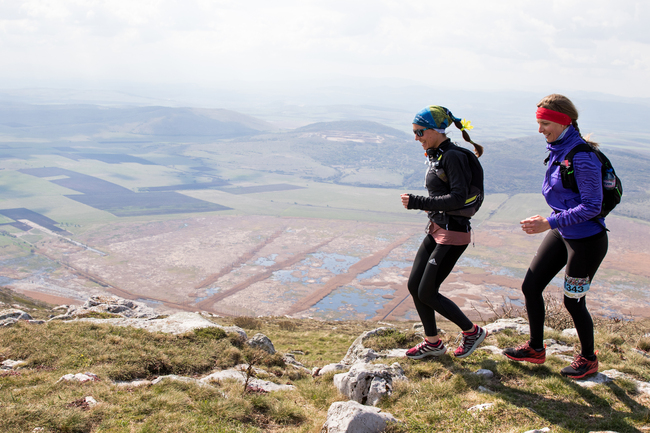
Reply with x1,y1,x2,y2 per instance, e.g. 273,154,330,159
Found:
503,94,608,379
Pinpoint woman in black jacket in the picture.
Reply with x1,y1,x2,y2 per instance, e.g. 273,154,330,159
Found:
401,105,487,359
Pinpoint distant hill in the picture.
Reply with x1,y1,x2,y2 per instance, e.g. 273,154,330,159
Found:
0,103,275,139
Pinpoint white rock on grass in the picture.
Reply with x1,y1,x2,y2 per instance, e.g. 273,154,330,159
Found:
544,339,574,355
151,375,213,388
2,359,27,370
523,428,550,433
320,400,400,433
113,379,152,387
467,403,494,412
571,368,650,392
314,363,349,377
246,333,275,354
478,345,505,356
473,369,494,378
69,312,247,338
282,353,310,373
599,369,650,394
340,328,408,366
57,372,99,383
0,309,33,321
562,328,579,337
201,369,294,392
333,362,406,406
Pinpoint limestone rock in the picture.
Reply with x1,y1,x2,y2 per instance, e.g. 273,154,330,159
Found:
599,369,650,394
282,353,310,373
333,362,405,406
412,323,445,335
478,345,505,356
113,379,152,387
474,369,494,378
0,309,33,321
57,372,99,383
314,363,349,377
340,327,408,366
201,368,295,392
1,359,27,370
468,403,494,412
561,328,579,337
151,374,213,388
544,338,574,356
246,333,276,354
67,312,247,338
320,400,399,433
0,318,18,327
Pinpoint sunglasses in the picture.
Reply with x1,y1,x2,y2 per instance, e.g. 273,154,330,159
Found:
413,127,431,137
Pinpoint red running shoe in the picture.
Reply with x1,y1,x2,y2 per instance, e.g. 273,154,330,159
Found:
561,354,599,379
503,341,546,364
406,339,447,359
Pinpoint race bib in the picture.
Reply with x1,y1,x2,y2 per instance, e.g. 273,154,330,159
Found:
564,275,590,299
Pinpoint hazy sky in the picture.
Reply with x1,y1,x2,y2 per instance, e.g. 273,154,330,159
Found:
1,0,649,98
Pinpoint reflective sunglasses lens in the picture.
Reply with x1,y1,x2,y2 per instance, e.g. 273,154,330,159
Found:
414,129,424,137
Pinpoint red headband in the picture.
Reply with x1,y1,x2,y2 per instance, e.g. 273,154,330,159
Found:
536,107,572,126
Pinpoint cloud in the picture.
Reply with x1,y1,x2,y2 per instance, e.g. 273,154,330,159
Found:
0,0,648,98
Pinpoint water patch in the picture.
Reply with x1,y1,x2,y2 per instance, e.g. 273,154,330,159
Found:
311,286,395,320
195,287,221,303
273,269,307,284
308,252,359,275
0,276,17,286
357,260,412,280
136,298,163,306
457,257,486,268
255,254,278,267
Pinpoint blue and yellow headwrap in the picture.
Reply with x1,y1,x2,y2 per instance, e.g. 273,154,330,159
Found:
413,105,483,157
413,106,461,132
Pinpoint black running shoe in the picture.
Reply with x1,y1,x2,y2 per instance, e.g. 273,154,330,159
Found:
503,341,546,364
561,354,598,379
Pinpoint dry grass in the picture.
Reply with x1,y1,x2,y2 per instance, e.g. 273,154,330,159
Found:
1,299,650,432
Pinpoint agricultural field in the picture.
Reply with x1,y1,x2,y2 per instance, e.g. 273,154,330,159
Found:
1,104,649,322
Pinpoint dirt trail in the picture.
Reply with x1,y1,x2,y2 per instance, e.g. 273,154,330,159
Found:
194,229,285,290
287,233,414,315
195,237,337,311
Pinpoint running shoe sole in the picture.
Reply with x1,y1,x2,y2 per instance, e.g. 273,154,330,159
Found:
560,367,598,379
504,353,546,364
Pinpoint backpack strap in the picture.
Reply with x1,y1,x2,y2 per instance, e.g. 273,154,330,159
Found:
552,143,593,192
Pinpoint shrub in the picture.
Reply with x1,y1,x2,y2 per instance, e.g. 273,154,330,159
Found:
233,316,262,330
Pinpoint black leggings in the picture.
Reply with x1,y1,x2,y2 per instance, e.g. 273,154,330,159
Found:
407,235,473,337
523,229,608,357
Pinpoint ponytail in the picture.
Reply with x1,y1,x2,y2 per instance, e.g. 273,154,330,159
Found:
452,118,484,157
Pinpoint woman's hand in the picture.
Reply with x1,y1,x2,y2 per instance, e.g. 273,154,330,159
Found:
401,194,410,209
520,215,551,234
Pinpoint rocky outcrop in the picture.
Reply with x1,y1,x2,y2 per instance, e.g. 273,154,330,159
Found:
70,312,247,338
340,327,407,366
320,400,400,433
333,362,406,406
50,296,159,320
246,333,276,354
2,359,27,370
483,317,552,335
201,366,295,392
575,369,650,394
57,372,100,383
0,309,44,327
